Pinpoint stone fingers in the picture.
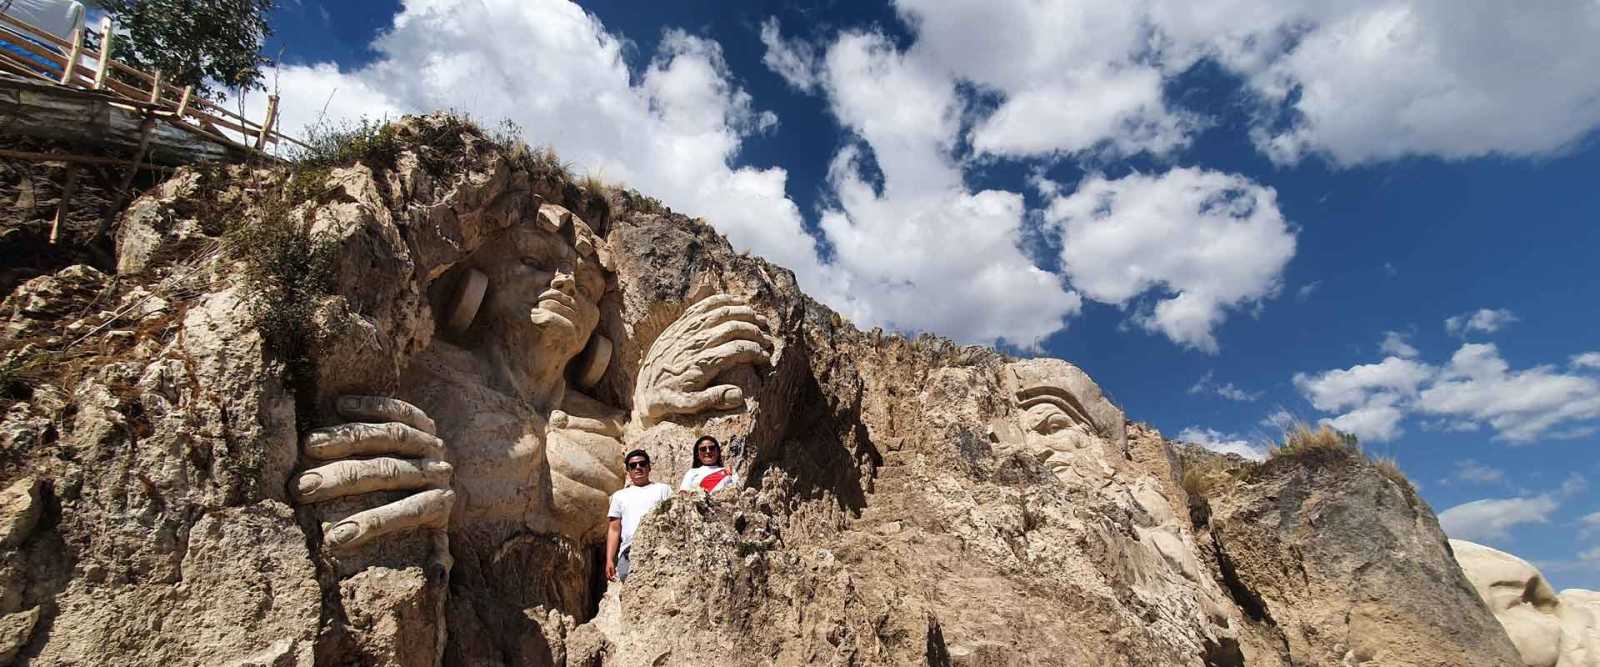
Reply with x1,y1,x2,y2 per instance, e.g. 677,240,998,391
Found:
695,305,764,332
293,458,452,504
642,385,746,422
683,339,770,388
303,421,445,460
323,488,455,552
697,320,772,352
335,395,437,435
682,293,746,320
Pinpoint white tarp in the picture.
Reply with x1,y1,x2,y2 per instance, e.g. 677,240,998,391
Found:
0,0,87,41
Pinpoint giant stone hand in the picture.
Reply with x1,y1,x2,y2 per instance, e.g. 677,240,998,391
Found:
295,396,455,551
633,294,773,426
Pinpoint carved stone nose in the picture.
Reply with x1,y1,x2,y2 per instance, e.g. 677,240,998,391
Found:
551,271,575,293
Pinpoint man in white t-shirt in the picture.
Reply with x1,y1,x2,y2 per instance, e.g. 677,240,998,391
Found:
605,449,671,582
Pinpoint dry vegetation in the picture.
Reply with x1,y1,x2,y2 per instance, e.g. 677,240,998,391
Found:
1269,422,1359,458
1181,422,1417,502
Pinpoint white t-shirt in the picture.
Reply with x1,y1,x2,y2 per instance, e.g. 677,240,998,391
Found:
607,482,671,552
679,466,737,493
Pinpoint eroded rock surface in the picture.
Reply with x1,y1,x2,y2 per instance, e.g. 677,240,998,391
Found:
1180,444,1523,666
0,114,1535,666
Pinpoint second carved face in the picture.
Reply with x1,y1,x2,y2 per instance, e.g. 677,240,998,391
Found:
475,210,606,365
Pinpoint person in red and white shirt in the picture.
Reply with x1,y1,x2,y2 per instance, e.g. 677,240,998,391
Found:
678,435,737,494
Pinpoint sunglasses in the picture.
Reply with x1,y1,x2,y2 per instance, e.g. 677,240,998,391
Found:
625,460,650,470
696,445,720,453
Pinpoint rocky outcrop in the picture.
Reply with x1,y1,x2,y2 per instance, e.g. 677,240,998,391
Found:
1180,442,1523,666
0,114,1534,665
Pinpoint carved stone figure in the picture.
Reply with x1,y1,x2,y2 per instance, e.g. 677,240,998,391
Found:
292,202,772,558
1452,539,1600,667
992,358,1127,486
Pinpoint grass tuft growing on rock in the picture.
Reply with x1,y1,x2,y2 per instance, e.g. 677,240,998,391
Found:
1269,423,1358,459
1181,459,1231,499
1268,421,1419,497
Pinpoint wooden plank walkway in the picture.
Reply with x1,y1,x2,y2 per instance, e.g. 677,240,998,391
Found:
0,10,305,160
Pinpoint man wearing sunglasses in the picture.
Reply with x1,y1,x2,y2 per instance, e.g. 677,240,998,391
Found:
605,449,671,582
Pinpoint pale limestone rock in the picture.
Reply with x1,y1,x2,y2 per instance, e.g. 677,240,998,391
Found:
0,478,41,548
1564,590,1600,667
1452,540,1600,667
0,606,39,664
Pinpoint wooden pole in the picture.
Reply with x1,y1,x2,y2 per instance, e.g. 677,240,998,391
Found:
148,70,163,104
99,115,159,240
59,24,83,86
50,165,82,245
255,94,279,150
92,16,113,90
176,86,192,117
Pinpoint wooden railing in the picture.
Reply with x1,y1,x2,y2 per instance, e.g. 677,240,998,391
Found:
0,11,305,155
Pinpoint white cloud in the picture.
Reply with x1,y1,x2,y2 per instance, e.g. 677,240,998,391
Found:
1581,511,1600,539
1452,459,1504,485
1042,168,1296,352
1294,343,1600,444
1380,331,1420,358
1294,281,1321,302
878,1,1600,166
1416,344,1600,443
895,0,1194,159
1571,352,1600,370
1177,427,1267,462
1292,357,1433,412
1445,308,1519,337
1227,2,1600,165
1321,393,1408,443
1260,408,1298,431
1558,473,1588,500
1189,371,1261,402
1439,495,1559,543
758,18,820,92
809,31,1084,347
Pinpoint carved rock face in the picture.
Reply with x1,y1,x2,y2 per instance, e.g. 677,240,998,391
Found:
996,358,1127,484
1451,539,1590,667
470,207,605,369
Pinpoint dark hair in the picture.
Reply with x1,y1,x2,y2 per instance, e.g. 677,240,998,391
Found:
623,449,650,465
690,435,722,468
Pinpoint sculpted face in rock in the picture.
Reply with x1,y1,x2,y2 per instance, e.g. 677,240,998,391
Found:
470,207,605,404
1451,539,1577,667
997,359,1127,484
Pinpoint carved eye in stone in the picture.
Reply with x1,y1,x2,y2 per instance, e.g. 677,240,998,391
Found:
1026,404,1076,435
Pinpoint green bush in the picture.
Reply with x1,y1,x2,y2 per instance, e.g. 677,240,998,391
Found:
224,180,338,362
292,117,403,169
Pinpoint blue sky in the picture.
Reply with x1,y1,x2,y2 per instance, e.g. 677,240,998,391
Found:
255,0,1600,589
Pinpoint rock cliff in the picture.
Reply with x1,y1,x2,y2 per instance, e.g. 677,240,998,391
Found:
0,115,1538,665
